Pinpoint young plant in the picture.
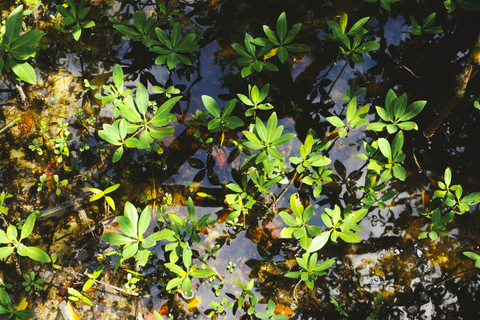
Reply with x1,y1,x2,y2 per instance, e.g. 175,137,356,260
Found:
463,251,480,268
55,0,95,41
251,12,311,64
330,297,349,318
68,287,92,306
0,212,51,262
164,245,214,297
53,175,68,196
289,134,331,173
232,33,278,77
254,299,288,320
326,98,370,137
322,14,380,65
0,192,13,216
207,297,234,318
22,271,44,293
37,174,47,192
100,202,174,267
341,80,366,102
113,11,156,47
366,131,407,182
88,183,120,211
316,204,368,247
279,193,323,250
284,252,335,290
410,13,443,35
28,139,43,155
366,294,384,320
152,85,181,98
366,89,426,134
0,288,36,319
418,208,454,241
201,95,244,132
240,111,296,174
97,77,182,162
237,84,273,117
227,261,236,273
234,279,258,314
83,264,104,293
150,22,204,70
0,5,44,84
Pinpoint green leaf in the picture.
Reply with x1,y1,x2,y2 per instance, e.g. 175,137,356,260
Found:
166,276,184,291
136,82,149,116
118,216,136,238
326,116,345,128
423,12,436,29
307,232,330,253
138,206,151,237
0,246,14,259
378,138,391,160
124,202,138,232
123,242,138,259
202,95,221,118
11,61,36,84
101,232,132,245
191,268,215,278
25,246,51,262
20,212,36,241
277,12,287,42
5,5,23,45
398,100,427,121
10,29,44,52
339,230,361,243
444,167,452,186
457,0,480,10
113,146,124,163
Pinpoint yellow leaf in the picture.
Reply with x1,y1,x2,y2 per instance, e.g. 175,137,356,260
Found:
186,296,201,313
62,4,68,7
263,47,278,60
66,301,81,320
17,298,28,311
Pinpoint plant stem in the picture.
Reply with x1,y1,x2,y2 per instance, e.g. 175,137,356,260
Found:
267,171,298,213
327,53,353,97
191,250,225,281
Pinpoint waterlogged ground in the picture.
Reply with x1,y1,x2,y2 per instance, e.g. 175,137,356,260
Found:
1,0,480,319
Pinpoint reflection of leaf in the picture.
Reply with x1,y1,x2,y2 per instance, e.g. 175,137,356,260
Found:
334,160,346,180
187,158,205,169
193,169,206,183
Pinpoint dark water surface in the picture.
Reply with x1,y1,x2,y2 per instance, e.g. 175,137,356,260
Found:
1,0,480,319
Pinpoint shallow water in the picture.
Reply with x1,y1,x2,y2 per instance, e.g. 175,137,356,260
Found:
1,0,480,319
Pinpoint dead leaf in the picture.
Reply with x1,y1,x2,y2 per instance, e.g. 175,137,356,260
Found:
186,296,201,313
66,301,81,320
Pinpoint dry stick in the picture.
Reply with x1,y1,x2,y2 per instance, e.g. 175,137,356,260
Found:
326,53,353,97
191,250,224,281
267,171,298,213
424,32,480,138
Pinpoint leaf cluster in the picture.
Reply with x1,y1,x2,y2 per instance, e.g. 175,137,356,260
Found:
367,89,426,133
0,5,44,84
0,212,51,262
322,13,380,65
250,12,311,64
56,0,95,41
150,22,204,70
201,95,244,132
0,288,36,319
410,13,443,35
237,84,273,117
284,252,335,290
